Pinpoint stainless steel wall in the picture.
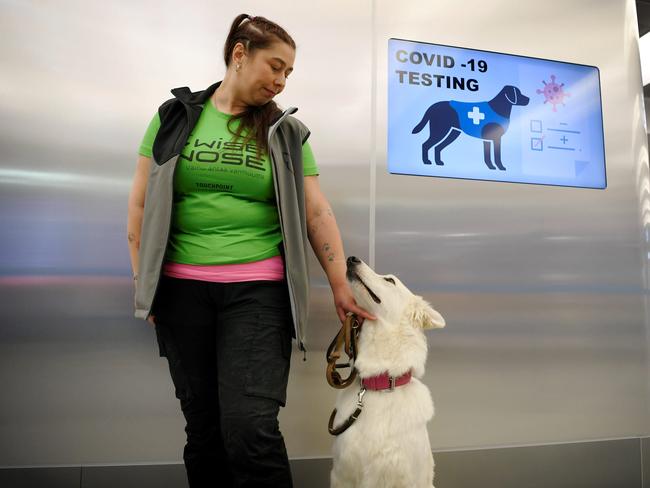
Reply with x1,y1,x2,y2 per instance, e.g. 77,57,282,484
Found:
0,0,647,467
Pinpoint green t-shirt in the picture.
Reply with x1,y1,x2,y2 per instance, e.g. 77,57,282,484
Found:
138,99,319,265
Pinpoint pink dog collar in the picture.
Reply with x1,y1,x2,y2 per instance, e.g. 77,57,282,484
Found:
361,370,412,391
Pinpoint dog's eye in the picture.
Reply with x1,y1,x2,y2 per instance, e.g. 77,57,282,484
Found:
384,277,395,285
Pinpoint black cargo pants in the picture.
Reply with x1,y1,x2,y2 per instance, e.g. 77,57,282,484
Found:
151,274,295,488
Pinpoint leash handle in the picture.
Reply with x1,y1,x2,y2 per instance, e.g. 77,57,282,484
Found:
325,313,362,389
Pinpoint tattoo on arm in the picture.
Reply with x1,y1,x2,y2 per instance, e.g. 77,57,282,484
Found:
128,232,140,248
308,207,334,237
322,243,335,262
314,207,333,219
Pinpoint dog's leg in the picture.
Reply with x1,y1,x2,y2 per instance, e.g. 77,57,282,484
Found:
422,129,452,165
482,141,497,170
421,137,434,165
493,136,506,170
482,123,506,171
417,102,459,166
433,129,461,166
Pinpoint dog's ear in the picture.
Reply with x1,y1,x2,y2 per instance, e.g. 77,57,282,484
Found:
406,295,446,329
505,86,517,105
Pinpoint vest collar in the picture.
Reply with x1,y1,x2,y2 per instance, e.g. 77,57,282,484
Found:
170,80,297,126
170,80,221,106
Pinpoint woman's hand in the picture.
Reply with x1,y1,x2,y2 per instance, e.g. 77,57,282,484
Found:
147,315,156,327
331,282,377,324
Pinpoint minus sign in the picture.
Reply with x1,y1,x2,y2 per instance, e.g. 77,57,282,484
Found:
461,64,466,67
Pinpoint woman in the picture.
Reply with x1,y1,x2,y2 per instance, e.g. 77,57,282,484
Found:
127,13,375,488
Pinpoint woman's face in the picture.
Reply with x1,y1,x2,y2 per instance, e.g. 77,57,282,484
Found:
236,40,295,106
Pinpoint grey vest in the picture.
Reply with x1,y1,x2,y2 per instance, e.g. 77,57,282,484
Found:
134,81,312,355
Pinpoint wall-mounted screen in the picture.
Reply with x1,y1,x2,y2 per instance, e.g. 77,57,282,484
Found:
387,38,606,189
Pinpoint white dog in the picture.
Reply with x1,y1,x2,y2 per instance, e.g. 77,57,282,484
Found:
329,256,446,488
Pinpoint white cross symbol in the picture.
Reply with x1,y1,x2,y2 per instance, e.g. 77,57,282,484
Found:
467,106,485,125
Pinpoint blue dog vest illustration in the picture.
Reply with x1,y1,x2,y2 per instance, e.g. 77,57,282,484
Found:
448,101,510,138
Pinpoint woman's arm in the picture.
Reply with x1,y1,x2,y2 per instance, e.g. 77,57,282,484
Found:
127,155,156,325
304,175,376,323
127,154,152,277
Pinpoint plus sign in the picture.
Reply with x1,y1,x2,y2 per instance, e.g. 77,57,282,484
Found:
467,106,485,125
560,136,568,144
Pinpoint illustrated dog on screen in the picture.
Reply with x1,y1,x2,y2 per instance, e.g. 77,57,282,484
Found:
412,85,529,171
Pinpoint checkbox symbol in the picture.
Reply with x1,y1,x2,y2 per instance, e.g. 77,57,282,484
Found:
531,137,543,151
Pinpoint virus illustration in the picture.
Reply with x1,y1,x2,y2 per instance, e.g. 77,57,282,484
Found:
536,75,570,112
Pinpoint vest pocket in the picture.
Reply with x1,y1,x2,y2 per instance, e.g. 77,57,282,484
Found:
154,321,193,401
243,310,293,406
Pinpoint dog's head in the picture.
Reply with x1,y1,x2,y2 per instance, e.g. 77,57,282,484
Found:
346,256,445,330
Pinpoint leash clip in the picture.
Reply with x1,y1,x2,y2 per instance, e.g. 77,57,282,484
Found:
351,387,366,421
357,387,366,407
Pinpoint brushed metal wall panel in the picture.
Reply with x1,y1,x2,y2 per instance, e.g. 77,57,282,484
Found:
640,437,650,488
0,439,644,488
0,467,80,488
433,438,642,488
0,0,371,465
82,464,188,488
374,0,650,449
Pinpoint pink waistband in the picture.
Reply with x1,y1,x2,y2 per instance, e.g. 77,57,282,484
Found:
162,255,285,282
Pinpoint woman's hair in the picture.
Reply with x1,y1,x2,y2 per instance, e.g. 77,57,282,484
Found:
223,14,296,157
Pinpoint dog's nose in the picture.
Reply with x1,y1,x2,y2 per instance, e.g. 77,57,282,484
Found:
347,256,361,265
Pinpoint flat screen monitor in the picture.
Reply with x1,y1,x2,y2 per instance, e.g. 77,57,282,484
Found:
387,38,606,189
